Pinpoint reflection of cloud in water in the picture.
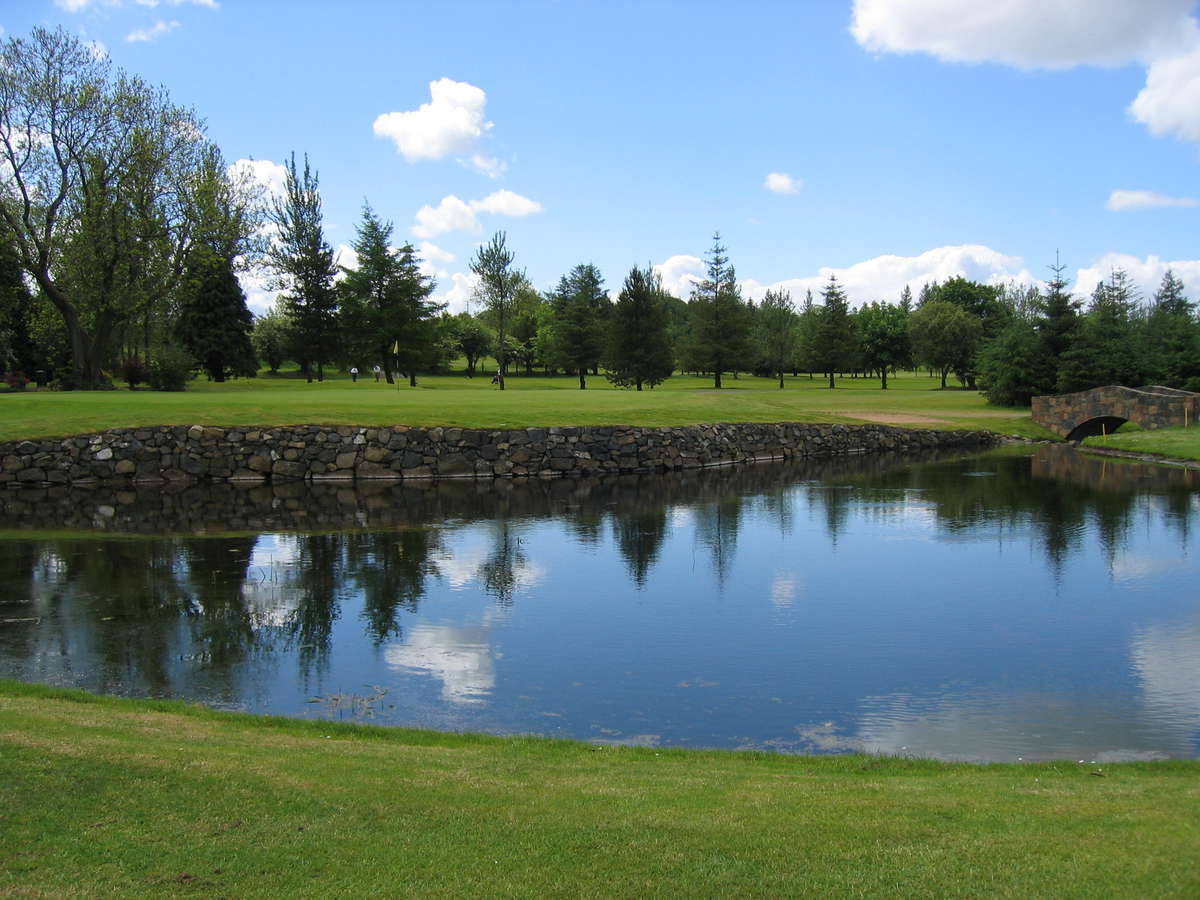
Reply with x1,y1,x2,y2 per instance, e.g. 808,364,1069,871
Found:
241,535,303,627
772,687,1187,762
1131,620,1200,736
431,531,547,591
385,624,495,704
770,571,798,609
669,507,694,530
1111,552,1192,582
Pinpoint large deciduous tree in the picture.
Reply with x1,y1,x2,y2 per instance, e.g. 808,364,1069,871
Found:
0,231,35,375
856,301,910,390
605,264,673,391
0,28,259,388
267,153,338,382
251,302,294,374
908,299,982,389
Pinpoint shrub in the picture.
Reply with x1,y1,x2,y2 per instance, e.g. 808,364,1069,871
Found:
3,371,29,391
148,346,195,391
118,356,151,389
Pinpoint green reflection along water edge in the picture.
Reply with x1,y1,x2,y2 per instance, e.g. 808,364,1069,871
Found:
0,444,1197,763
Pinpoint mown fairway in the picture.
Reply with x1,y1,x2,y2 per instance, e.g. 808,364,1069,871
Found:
0,370,1053,442
1,681,1197,899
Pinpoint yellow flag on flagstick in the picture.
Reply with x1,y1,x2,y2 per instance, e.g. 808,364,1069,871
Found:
391,340,399,354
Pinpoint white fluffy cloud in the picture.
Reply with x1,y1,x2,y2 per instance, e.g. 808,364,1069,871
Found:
416,242,454,281
430,271,480,315
412,195,479,239
764,172,802,195
1106,189,1198,211
419,241,455,265
125,19,180,42
850,0,1196,69
373,78,502,177
470,189,543,217
852,1,1200,144
227,158,288,200
58,0,218,9
738,244,1034,307
654,254,705,299
1070,252,1200,300
1129,45,1200,142
411,190,543,239
658,243,1200,310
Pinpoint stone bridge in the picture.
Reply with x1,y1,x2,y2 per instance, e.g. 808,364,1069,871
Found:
1032,385,1200,442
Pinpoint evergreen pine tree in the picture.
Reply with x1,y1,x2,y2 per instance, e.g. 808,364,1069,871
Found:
605,265,673,391
686,234,751,388
1057,270,1142,393
812,275,854,389
755,288,798,388
1142,270,1200,388
267,153,338,382
1036,258,1079,392
548,263,609,389
176,248,257,382
339,205,441,386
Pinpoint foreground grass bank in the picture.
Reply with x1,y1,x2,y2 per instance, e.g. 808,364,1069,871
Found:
0,371,1051,443
1083,425,1200,462
1,682,1196,898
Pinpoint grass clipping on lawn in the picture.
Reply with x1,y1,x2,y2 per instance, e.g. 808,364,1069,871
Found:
1,681,1197,898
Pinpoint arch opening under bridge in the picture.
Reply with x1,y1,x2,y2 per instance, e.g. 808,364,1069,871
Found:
1031,386,1199,443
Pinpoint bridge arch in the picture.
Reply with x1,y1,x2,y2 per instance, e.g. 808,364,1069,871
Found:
1032,386,1199,442
1064,416,1127,444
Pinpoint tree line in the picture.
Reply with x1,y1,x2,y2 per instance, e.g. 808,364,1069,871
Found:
2,27,1197,403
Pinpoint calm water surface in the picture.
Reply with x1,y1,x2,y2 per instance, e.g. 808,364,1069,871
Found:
2,445,1197,762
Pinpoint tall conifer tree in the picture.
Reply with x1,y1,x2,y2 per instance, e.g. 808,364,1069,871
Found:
267,153,338,382
605,265,673,391
686,234,750,388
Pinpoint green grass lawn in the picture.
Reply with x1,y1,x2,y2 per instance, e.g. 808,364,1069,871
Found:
1083,425,1200,461
1,681,1196,899
0,369,1054,442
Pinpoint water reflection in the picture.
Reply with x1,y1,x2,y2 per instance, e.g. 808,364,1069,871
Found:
0,445,1196,760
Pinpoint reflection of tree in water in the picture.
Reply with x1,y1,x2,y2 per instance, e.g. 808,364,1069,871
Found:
563,503,606,549
612,505,669,588
478,520,526,607
43,539,193,695
854,446,1199,576
815,484,853,548
343,529,442,644
757,483,795,537
281,533,346,678
693,495,743,587
181,537,260,694
2,445,1195,689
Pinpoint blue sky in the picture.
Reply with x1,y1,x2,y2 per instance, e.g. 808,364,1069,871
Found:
5,1,1200,313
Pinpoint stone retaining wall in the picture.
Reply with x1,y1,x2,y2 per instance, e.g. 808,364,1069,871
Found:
0,422,999,487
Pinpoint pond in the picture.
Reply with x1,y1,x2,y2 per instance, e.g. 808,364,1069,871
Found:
1,445,1197,762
